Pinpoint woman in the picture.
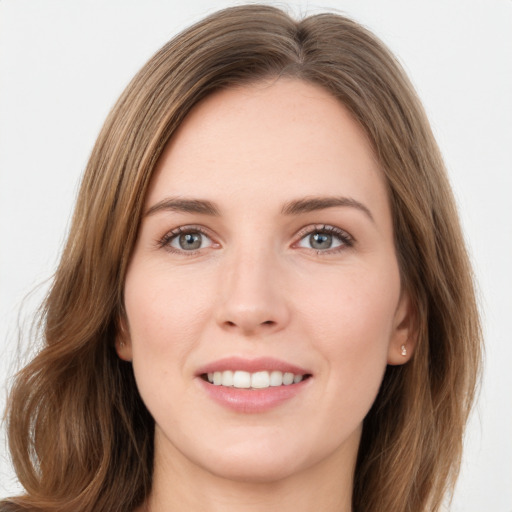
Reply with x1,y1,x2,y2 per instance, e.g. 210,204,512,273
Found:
1,5,481,512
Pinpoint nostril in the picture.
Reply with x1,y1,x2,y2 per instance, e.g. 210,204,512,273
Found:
225,320,274,327
219,314,284,333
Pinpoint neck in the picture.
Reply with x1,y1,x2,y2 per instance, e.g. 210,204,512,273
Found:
139,430,358,512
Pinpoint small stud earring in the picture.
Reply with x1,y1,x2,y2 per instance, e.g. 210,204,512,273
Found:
401,344,407,356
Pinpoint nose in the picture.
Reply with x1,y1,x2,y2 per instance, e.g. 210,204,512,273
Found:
215,246,290,336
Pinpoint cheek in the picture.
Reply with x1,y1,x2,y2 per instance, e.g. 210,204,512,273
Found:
296,259,400,394
124,262,214,349
300,258,399,340
122,268,206,407
122,265,211,419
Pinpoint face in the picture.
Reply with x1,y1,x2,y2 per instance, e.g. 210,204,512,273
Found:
118,79,414,484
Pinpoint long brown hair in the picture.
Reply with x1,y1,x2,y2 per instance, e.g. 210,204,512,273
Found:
1,5,481,511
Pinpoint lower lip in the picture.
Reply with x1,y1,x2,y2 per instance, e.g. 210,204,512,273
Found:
198,378,310,413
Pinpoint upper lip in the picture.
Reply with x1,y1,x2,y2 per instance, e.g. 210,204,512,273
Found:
196,357,311,376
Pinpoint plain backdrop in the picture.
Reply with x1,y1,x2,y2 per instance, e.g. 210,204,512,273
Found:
0,0,511,510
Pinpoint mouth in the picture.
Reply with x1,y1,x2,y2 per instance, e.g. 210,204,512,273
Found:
196,357,312,412
201,370,312,389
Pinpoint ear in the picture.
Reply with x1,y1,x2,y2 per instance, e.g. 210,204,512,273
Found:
115,315,133,362
387,290,417,365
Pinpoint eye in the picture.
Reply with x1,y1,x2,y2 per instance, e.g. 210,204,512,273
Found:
159,226,215,253
171,232,210,251
296,225,353,252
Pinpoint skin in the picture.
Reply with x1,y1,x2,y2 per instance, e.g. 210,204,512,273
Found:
117,78,415,512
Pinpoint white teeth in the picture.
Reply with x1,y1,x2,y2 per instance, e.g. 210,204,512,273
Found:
282,372,294,385
251,371,270,389
270,370,283,386
233,371,251,388
221,370,233,387
205,370,306,388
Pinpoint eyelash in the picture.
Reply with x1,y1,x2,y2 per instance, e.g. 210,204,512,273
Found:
157,224,354,255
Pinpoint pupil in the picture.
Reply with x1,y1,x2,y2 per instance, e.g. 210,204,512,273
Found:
179,233,201,250
310,232,332,249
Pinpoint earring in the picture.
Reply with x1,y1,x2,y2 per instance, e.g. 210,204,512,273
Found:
401,344,407,356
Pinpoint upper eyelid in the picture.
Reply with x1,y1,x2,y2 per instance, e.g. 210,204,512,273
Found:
294,224,354,241
164,224,215,238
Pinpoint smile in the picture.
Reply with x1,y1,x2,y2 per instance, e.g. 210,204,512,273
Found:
203,370,309,388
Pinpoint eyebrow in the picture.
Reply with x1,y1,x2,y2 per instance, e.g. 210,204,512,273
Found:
281,196,374,222
145,195,374,222
145,197,220,217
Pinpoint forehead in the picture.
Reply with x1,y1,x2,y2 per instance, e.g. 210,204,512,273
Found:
147,78,387,211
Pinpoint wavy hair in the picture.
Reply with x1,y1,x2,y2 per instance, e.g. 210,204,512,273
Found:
1,5,481,511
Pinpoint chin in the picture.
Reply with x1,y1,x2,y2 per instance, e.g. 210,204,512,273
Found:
204,451,306,484
189,430,342,485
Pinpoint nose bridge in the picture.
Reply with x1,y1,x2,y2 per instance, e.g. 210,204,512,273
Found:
216,237,289,335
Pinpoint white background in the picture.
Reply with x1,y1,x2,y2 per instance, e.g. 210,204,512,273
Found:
0,0,511,510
